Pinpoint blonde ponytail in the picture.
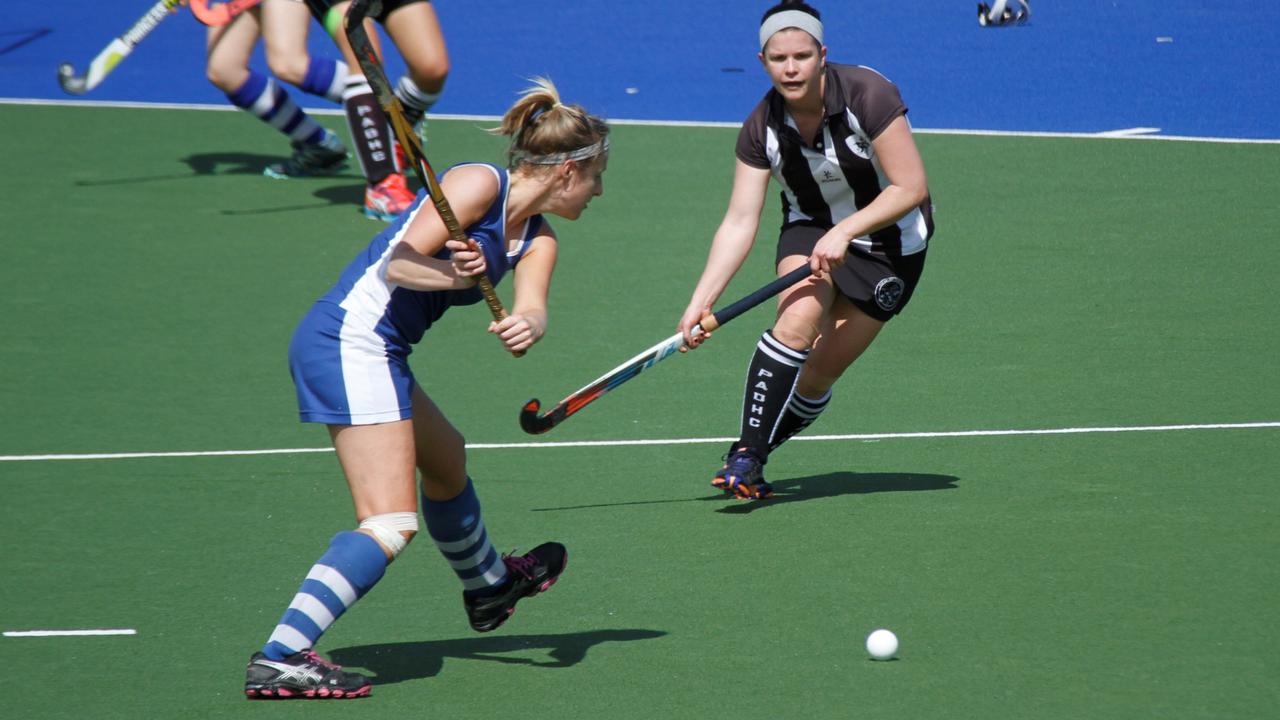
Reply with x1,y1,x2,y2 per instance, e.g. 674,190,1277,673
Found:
491,77,610,169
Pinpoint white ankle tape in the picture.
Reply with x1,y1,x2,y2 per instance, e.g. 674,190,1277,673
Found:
359,512,419,558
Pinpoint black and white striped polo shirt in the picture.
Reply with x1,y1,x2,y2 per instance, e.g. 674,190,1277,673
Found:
736,63,933,256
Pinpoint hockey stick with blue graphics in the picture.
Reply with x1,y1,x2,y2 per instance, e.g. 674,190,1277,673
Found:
519,265,812,434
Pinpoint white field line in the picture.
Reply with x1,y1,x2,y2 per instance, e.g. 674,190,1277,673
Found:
1095,126,1163,137
1,422,1277,462
2,98,1278,144
4,629,136,637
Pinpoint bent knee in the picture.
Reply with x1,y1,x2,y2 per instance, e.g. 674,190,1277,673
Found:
266,55,308,86
206,64,242,92
771,322,818,352
409,61,449,92
358,512,420,560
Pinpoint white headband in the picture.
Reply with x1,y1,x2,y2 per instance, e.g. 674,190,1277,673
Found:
759,10,824,51
511,137,610,166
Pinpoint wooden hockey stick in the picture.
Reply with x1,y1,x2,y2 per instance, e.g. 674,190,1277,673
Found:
343,0,520,356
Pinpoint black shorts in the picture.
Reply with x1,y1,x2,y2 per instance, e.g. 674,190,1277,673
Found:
776,223,927,322
305,0,427,24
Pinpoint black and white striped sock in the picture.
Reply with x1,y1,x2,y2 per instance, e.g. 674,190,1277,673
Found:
736,330,809,461
769,388,832,451
394,75,441,129
342,75,396,185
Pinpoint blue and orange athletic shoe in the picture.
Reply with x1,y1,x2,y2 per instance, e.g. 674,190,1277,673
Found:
712,449,773,499
464,542,567,633
244,650,371,699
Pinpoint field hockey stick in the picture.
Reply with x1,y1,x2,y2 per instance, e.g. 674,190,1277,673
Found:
189,0,264,26
519,265,812,434
343,0,521,356
57,0,182,95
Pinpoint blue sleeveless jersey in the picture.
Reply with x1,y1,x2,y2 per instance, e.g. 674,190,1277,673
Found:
316,162,541,355
288,163,543,424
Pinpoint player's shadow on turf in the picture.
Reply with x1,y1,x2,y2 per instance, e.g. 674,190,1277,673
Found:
74,151,367,215
327,629,666,686
75,152,287,186
220,184,367,216
709,471,959,514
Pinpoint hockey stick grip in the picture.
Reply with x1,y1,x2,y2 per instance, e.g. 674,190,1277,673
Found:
697,265,811,334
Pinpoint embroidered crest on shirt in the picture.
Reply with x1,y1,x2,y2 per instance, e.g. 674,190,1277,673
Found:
845,133,872,160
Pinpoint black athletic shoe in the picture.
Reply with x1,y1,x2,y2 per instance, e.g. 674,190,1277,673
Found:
464,542,568,633
263,133,348,179
244,650,371,699
712,449,773,499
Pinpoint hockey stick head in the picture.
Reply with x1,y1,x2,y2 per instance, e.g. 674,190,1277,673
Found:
519,399,565,435
57,64,88,95
189,0,265,27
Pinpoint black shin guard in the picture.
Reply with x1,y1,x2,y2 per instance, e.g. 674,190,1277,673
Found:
342,75,396,185
736,330,809,460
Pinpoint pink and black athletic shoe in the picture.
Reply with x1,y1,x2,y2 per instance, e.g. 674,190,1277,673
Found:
244,650,371,699
464,542,568,633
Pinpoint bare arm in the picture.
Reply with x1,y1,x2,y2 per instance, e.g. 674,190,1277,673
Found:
384,165,498,291
488,227,558,353
810,115,928,273
678,160,772,348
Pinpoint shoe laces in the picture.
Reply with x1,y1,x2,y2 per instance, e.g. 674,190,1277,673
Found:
725,451,760,474
301,651,340,671
503,551,538,580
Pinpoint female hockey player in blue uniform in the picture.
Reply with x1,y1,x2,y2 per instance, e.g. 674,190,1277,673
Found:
244,77,610,699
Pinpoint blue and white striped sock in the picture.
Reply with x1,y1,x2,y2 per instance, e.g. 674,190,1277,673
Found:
227,70,327,145
261,531,387,660
422,479,509,597
299,58,347,104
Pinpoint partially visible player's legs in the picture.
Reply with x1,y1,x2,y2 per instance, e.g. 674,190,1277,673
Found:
383,1,449,151
260,0,346,102
410,386,567,633
245,419,419,700
712,255,828,499
313,0,413,221
206,9,346,179
255,0,350,178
